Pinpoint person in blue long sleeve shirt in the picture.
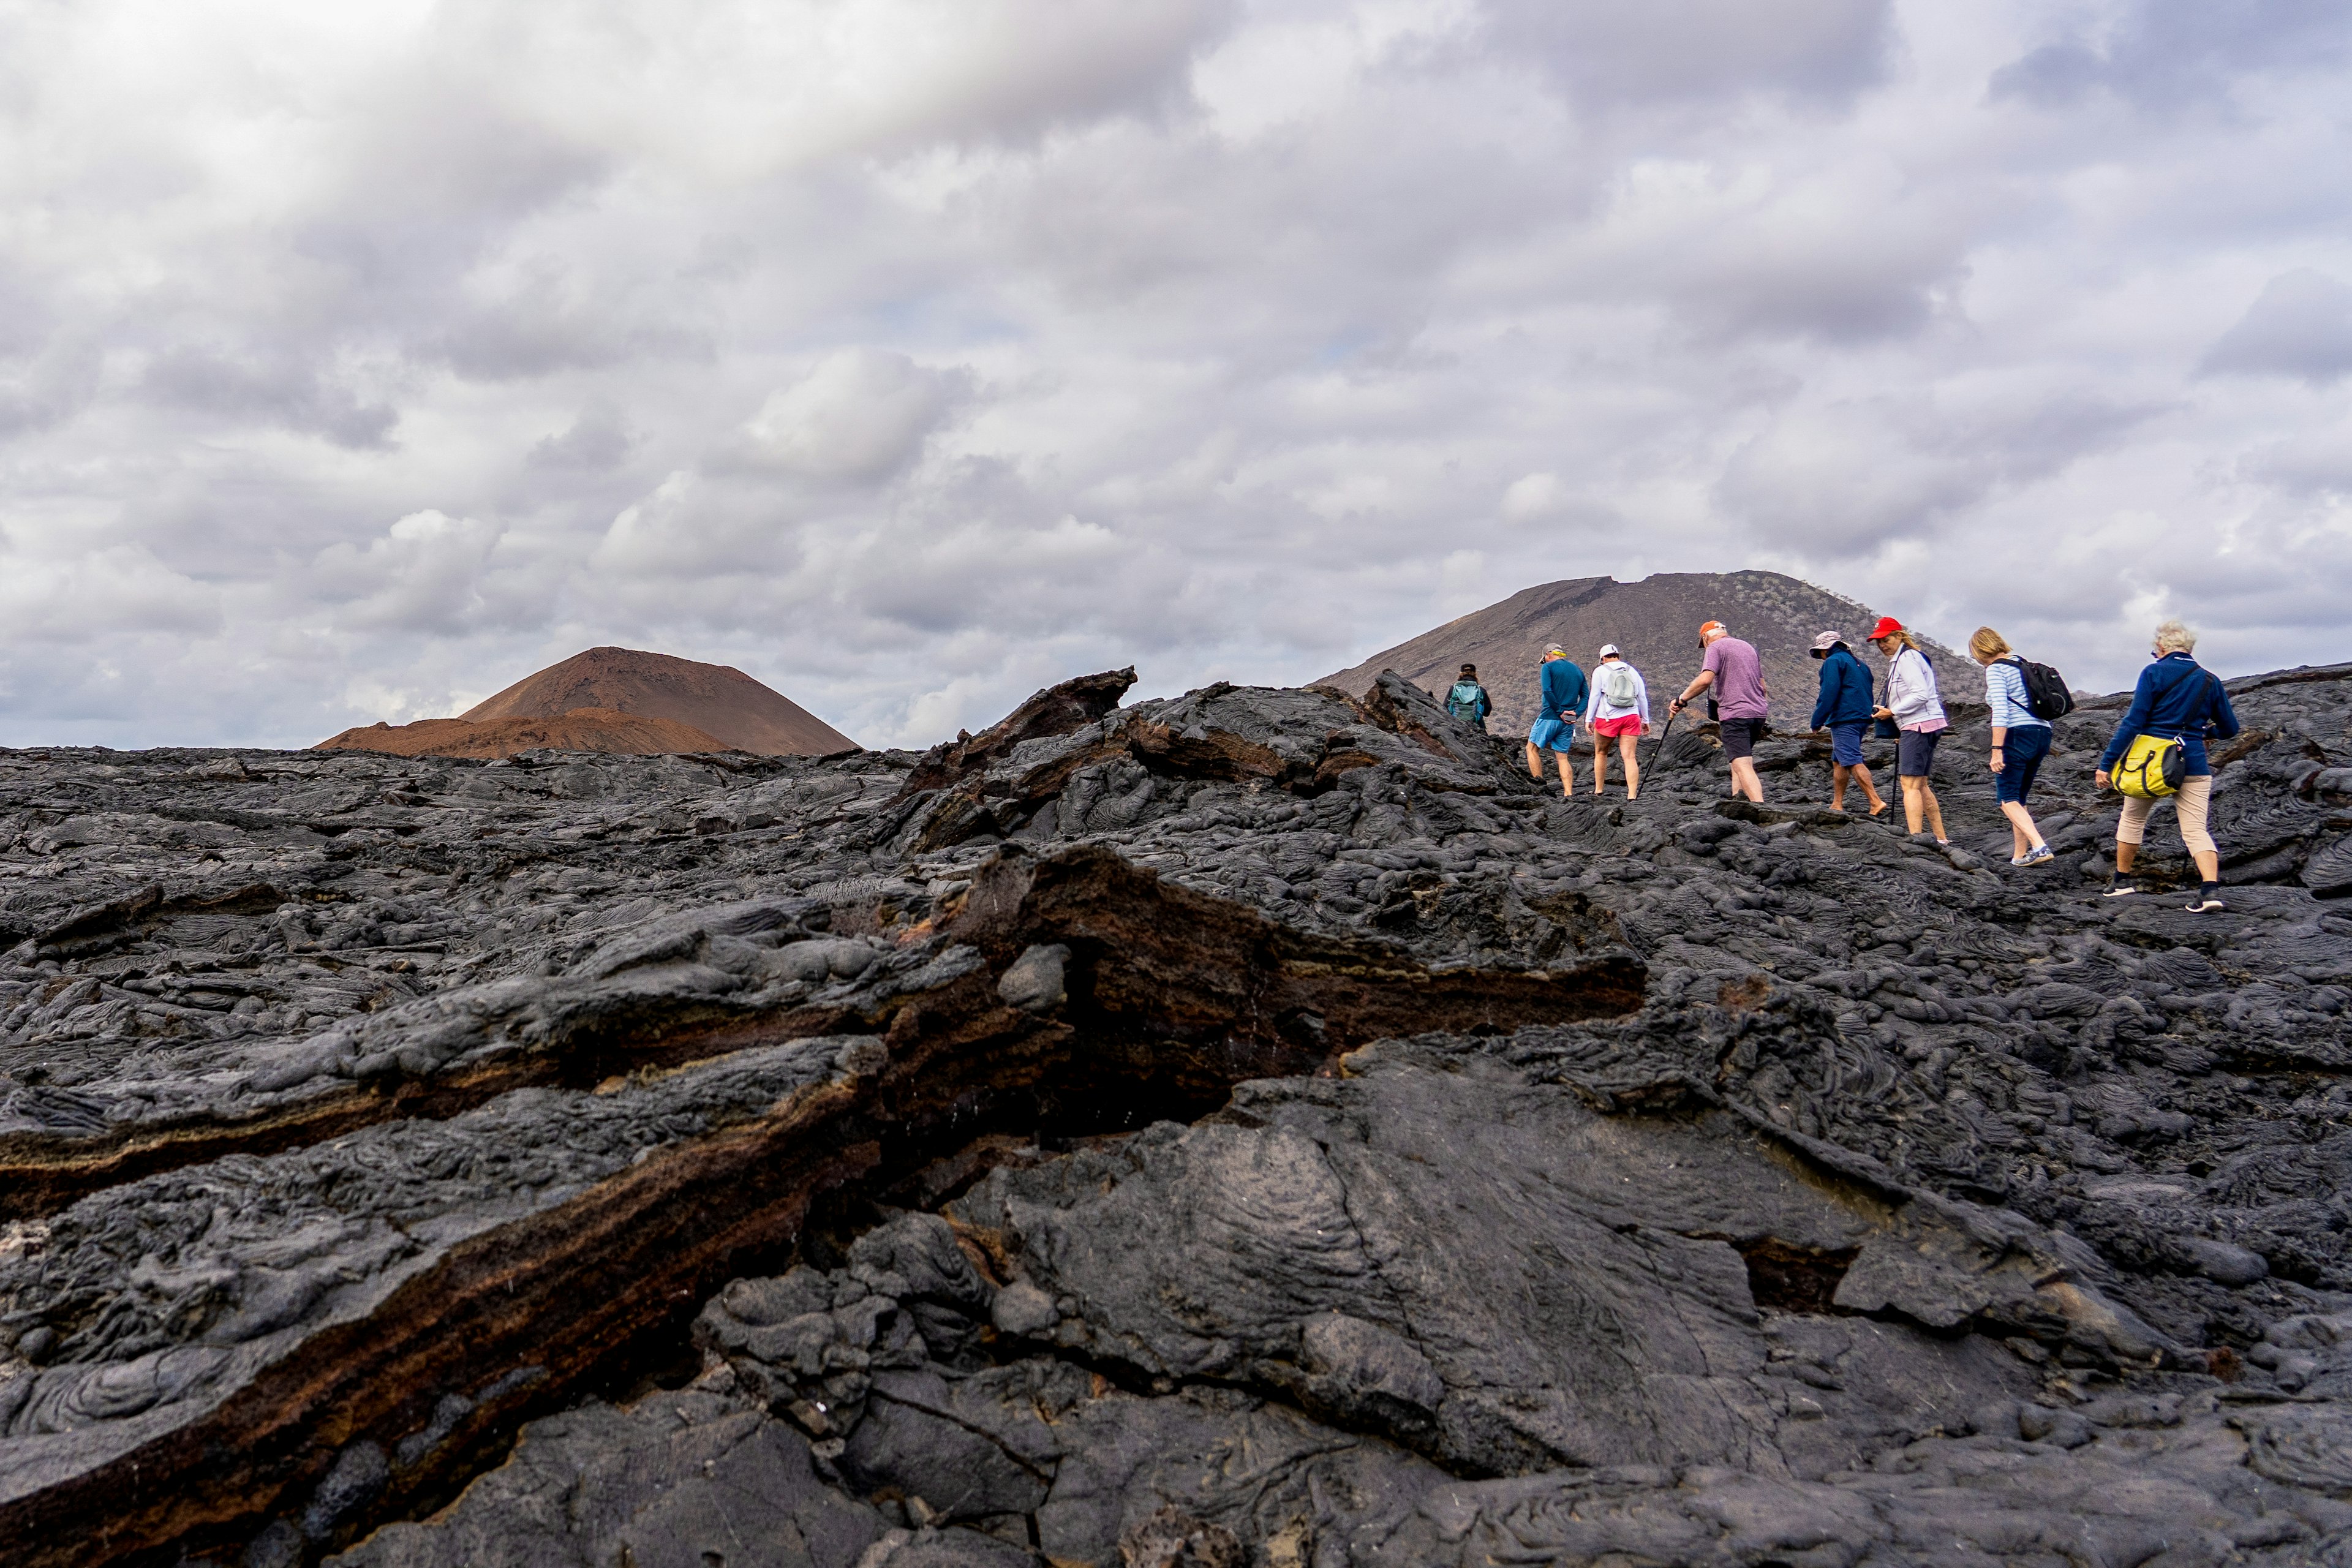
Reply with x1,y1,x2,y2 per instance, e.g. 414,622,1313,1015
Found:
2094,620,2241,911
1805,631,1887,816
1524,646,1588,797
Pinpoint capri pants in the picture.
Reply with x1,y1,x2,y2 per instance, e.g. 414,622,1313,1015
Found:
2115,775,2214,856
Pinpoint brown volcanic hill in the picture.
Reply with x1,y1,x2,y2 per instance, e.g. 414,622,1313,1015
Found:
314,709,733,761
460,647,856,755
1319,571,1969,738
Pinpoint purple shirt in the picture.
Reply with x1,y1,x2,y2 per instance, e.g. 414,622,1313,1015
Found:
1702,636,1768,720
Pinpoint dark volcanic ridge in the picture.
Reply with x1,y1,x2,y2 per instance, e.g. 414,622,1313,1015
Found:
315,646,857,761
1322,571,1972,737
2,658,2350,1567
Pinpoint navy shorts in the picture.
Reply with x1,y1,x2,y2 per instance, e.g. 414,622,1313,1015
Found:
1830,722,1866,766
1994,722,2052,805
1897,728,1942,778
1720,716,1766,761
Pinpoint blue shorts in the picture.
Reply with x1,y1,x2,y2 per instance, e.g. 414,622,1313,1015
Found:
1528,717,1573,753
1994,722,2052,805
1898,728,1942,778
1830,722,1866,766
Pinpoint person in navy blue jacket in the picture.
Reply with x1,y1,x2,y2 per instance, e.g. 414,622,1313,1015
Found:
1806,631,1887,817
1524,646,1589,797
2094,619,2241,911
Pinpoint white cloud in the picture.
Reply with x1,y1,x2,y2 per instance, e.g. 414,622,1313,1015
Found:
304,510,522,634
733,350,962,482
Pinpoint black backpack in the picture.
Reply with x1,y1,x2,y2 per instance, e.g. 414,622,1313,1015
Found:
2006,657,2075,721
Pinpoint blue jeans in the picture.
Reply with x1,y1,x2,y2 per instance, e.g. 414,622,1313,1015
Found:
1994,723,2051,805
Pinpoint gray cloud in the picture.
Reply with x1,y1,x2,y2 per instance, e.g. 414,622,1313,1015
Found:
0,0,2345,748
2200,270,2352,385
1487,0,1894,110
1991,0,2350,111
140,346,399,448
528,404,638,472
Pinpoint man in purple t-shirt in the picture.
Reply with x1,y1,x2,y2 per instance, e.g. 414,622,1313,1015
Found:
1668,620,1769,802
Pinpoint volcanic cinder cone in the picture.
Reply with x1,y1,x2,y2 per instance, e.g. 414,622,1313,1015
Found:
461,647,856,755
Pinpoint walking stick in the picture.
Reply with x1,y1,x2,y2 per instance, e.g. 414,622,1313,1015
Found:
1646,706,1679,772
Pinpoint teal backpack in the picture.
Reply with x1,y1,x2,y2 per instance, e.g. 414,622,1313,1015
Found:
1446,681,1485,720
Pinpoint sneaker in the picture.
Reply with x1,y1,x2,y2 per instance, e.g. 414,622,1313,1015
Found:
2185,886,2227,913
2019,845,2055,867
2103,876,2139,898
2009,853,2032,867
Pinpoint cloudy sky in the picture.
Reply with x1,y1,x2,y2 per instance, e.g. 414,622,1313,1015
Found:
2,0,2346,749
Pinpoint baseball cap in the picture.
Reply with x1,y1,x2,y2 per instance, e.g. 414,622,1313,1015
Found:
1597,643,1619,658
1868,616,1904,640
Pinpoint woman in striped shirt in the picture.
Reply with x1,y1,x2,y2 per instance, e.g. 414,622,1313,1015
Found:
1970,628,2055,867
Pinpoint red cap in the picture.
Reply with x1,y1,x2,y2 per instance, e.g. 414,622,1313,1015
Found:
1868,616,1903,640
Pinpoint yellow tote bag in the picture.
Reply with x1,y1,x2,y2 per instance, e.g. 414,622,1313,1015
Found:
2114,733,2185,799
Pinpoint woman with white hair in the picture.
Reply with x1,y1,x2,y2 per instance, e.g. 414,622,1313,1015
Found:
2095,619,2241,911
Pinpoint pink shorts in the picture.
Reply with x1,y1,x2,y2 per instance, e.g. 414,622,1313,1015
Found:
1593,714,1642,738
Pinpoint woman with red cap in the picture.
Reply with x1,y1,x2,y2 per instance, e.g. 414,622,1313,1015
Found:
1869,617,1949,845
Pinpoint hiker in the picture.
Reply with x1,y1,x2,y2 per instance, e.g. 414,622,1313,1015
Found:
2095,619,2241,911
1667,621,1766,802
1444,663,1492,731
1806,630,1887,817
1970,627,2055,867
1581,644,1649,799
1524,645,1588,797
1868,617,1948,845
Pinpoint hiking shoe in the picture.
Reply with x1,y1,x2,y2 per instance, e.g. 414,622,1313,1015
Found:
2019,845,2055,867
2185,886,2227,913
2103,876,2139,897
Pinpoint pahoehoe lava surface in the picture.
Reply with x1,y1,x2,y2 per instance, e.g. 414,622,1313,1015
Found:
2,663,2350,1566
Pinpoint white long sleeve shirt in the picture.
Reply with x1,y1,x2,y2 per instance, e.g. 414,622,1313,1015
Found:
1885,647,1946,730
1583,662,1651,724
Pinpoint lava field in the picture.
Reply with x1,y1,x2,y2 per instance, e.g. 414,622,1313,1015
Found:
1,664,2349,1567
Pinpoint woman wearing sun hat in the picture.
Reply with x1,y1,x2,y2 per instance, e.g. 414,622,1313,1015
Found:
1807,630,1886,817
1868,616,1949,844
1581,644,1649,799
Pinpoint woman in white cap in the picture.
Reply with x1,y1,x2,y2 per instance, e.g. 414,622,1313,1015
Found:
1581,644,1649,799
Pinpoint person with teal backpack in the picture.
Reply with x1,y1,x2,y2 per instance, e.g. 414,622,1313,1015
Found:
1444,663,1492,731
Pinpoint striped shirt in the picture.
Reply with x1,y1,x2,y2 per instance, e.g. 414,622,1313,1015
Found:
1983,660,2049,731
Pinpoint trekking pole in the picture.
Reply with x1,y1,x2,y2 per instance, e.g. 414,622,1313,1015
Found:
1646,707,1679,772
